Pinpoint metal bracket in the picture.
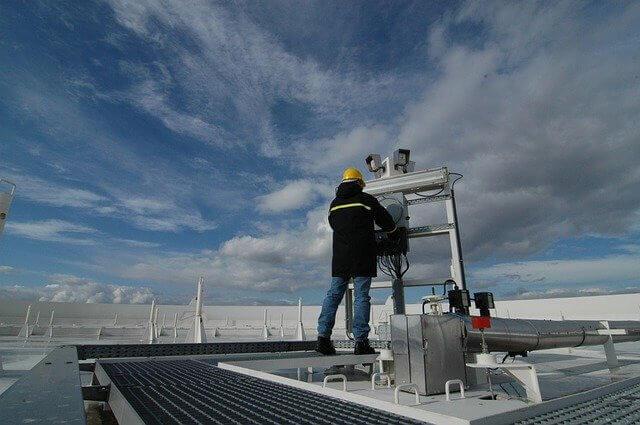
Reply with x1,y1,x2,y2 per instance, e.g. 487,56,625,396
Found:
600,321,620,368
323,374,347,391
407,223,455,238
406,193,451,205
371,372,392,390
467,361,542,403
394,383,420,405
445,379,466,401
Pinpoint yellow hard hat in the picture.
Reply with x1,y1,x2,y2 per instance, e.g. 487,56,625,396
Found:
342,167,365,186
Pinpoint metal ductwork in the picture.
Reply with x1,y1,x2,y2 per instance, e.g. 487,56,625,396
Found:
462,317,640,353
391,314,640,395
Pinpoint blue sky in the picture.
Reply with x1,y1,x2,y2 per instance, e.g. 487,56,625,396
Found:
0,1,638,305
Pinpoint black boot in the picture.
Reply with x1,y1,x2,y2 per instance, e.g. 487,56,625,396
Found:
316,336,336,355
354,339,376,355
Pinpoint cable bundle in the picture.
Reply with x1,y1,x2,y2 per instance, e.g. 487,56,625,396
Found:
377,249,409,280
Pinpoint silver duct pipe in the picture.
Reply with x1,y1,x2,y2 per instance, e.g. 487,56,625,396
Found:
462,316,640,353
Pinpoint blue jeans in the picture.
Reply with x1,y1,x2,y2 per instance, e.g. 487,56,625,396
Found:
317,276,372,341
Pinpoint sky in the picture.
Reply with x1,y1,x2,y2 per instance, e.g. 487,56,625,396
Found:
0,1,639,305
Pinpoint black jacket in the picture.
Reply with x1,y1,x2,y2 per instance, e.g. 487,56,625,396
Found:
329,181,396,277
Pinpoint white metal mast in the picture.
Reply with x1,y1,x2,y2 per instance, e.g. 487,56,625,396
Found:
186,277,207,343
295,298,306,341
146,299,157,344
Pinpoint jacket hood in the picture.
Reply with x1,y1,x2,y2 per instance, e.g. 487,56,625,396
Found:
336,181,363,198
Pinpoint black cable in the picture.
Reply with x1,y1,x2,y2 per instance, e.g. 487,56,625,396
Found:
414,187,445,198
450,172,463,189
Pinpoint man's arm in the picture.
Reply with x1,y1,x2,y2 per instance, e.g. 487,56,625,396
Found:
368,196,397,233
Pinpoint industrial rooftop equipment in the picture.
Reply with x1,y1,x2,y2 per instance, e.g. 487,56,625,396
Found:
2,151,640,424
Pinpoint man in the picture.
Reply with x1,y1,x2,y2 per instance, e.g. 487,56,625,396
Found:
316,167,397,355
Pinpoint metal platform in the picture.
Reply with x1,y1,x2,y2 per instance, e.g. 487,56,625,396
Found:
96,359,428,425
0,346,85,424
515,379,640,425
200,351,379,372
75,339,388,360
476,375,640,425
76,340,317,360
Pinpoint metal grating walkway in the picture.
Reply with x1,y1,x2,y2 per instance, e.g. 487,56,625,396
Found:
75,339,388,360
515,381,640,425
101,360,428,425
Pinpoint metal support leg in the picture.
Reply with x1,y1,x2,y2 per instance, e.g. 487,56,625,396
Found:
601,321,620,368
502,366,542,403
604,339,619,369
345,286,354,338
445,188,468,314
392,277,405,315
467,359,542,403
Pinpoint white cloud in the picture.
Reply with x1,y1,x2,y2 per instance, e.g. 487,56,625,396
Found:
287,1,640,266
113,207,333,292
105,0,415,156
2,170,216,234
3,1,639,300
256,180,332,213
112,238,161,248
7,218,161,248
392,2,640,261
119,196,216,232
3,172,107,209
7,219,98,245
0,266,13,273
619,244,640,254
126,80,230,147
473,254,640,286
504,285,638,300
0,274,156,304
297,125,392,175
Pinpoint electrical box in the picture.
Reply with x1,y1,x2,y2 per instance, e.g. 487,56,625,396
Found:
474,292,495,317
391,314,469,395
390,314,411,387
448,289,471,312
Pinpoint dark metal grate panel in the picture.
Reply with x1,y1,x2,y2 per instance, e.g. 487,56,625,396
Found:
75,339,389,360
515,381,640,425
76,340,316,360
102,360,428,425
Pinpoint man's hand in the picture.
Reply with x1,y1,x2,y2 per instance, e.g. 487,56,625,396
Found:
388,227,401,242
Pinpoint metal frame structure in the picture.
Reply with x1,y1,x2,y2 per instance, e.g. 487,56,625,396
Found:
390,313,640,398
366,166,467,292
345,152,468,334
